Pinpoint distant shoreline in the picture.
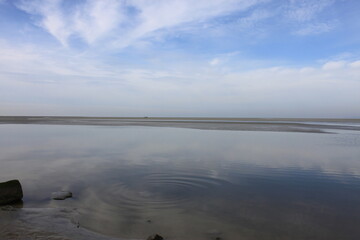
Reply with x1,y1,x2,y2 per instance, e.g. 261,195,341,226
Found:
1,116,360,133
1,116,360,122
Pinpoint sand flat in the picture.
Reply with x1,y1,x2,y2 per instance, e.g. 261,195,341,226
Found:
1,116,360,133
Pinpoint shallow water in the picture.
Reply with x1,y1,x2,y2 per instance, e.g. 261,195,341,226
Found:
1,124,360,239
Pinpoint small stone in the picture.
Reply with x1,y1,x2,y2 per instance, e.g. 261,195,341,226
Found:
147,234,164,240
0,180,23,205
147,219,152,223
52,191,72,200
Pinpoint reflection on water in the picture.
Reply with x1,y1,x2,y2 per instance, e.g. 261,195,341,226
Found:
1,124,360,239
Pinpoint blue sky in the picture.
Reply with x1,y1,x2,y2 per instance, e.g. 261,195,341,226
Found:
0,0,359,117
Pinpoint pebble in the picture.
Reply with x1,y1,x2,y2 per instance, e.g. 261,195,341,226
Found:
51,191,72,200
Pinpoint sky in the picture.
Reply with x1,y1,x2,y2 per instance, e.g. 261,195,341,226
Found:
0,0,359,118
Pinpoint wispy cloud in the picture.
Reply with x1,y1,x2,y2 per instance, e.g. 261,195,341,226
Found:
13,0,344,48
286,0,334,22
284,0,336,36
294,22,335,35
237,9,274,29
16,0,123,46
16,0,266,48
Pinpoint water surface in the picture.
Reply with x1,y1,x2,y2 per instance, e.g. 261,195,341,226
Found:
1,123,360,240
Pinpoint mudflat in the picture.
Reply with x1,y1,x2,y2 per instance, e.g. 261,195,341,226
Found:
1,116,360,133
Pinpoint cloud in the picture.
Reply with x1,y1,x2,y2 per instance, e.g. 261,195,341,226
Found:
1,0,359,117
114,0,266,46
15,0,267,48
1,38,359,117
284,0,336,36
17,0,70,46
322,61,346,70
294,22,335,36
13,0,343,49
236,8,274,29
286,0,334,22
349,61,360,68
16,0,124,46
72,0,125,44
209,58,220,66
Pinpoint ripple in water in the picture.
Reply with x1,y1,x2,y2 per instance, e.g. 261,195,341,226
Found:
96,172,229,210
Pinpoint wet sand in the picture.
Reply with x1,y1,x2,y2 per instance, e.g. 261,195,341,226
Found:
1,116,360,133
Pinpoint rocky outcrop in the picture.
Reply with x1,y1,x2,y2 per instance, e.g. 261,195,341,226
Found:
0,180,23,205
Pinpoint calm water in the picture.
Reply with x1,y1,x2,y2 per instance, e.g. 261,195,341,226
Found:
1,124,360,240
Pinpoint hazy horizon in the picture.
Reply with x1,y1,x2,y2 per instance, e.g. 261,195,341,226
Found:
1,115,360,120
1,0,359,118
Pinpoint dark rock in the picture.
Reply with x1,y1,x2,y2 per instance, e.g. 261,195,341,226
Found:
0,180,23,205
147,234,164,240
52,191,72,200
